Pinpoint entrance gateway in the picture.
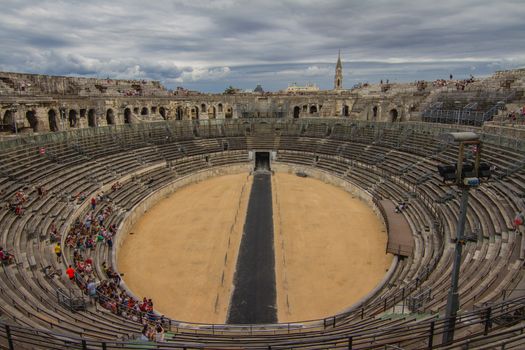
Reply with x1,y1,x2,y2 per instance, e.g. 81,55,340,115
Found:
254,151,271,171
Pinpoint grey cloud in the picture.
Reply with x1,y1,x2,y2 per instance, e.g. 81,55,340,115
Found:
0,0,523,92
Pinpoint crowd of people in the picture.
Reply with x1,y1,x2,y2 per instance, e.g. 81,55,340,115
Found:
5,189,29,216
60,188,166,342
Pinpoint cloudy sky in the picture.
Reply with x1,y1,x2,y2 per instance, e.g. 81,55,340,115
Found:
1,0,524,92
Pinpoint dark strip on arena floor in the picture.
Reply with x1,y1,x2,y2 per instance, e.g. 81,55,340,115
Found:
227,172,277,324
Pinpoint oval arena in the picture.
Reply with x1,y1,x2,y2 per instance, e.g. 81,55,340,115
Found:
0,73,525,349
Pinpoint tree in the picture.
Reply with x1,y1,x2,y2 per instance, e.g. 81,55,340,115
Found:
224,85,238,95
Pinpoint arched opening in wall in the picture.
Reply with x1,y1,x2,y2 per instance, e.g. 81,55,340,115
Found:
141,107,149,116
48,109,59,132
302,105,308,112
133,107,139,114
176,107,183,120
372,106,378,119
69,110,78,127
124,108,132,124
26,110,38,131
106,109,115,125
343,105,350,117
218,103,223,113
293,106,300,119
389,108,398,122
159,107,167,120
88,109,97,127
151,106,157,114
2,110,14,132
192,106,199,120
201,104,206,113
309,105,318,114
79,109,86,119
210,106,217,119
225,107,232,119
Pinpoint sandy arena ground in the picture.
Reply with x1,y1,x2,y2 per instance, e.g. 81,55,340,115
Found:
118,172,392,324
272,173,393,322
118,173,252,323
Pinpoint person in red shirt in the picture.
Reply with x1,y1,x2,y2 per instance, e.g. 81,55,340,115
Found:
66,265,75,281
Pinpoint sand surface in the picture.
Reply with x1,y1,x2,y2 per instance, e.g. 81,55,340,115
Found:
118,173,252,323
118,171,392,324
272,173,392,322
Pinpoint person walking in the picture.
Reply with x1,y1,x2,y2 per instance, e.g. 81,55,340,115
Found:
54,243,62,263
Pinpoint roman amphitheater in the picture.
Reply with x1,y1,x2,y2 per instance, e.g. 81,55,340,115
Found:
0,68,525,349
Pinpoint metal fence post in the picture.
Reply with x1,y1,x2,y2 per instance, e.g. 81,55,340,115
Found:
5,325,14,350
428,321,434,349
484,307,492,336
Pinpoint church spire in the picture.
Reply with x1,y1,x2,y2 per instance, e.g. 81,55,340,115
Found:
334,50,343,90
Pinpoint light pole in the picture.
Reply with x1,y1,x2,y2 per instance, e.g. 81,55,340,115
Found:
437,132,491,344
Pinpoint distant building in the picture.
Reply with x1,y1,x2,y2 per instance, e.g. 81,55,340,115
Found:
286,82,320,93
254,84,264,93
334,50,343,90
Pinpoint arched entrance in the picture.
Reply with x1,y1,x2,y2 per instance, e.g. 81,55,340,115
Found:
309,105,318,114
293,106,300,118
210,106,217,119
225,107,232,119
192,106,199,120
26,110,38,131
342,105,349,117
159,107,167,120
176,106,183,120
218,103,223,113
141,107,149,116
124,108,132,124
389,108,398,122
106,109,115,125
88,109,97,127
69,110,78,127
372,106,378,119
2,110,14,132
48,109,59,132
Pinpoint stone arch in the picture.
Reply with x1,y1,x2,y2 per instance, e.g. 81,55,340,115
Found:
141,107,149,116
2,110,15,132
209,106,217,119
106,109,115,125
372,106,378,119
88,109,97,127
342,105,350,117
159,107,167,120
309,105,318,114
48,109,59,132
69,110,78,127
201,103,206,112
218,103,223,113
389,108,399,122
26,110,38,131
192,106,199,120
176,106,184,120
225,106,232,119
124,108,132,124
293,106,301,118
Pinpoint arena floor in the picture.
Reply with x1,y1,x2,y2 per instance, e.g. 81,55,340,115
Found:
117,172,392,324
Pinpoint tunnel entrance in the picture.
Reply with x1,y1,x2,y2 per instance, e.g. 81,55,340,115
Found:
255,152,270,172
